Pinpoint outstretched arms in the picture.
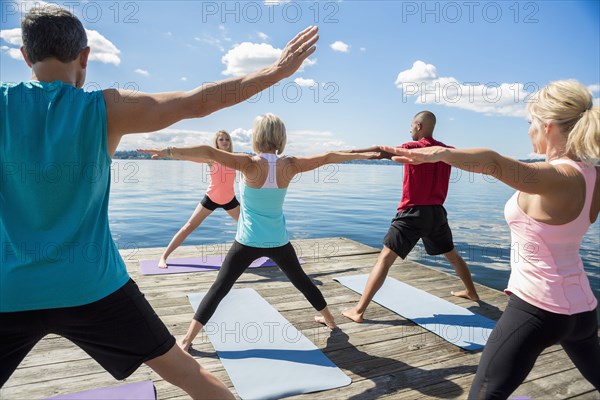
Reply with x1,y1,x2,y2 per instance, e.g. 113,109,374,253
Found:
105,26,319,155
286,151,380,175
342,146,396,160
138,146,254,172
381,146,577,195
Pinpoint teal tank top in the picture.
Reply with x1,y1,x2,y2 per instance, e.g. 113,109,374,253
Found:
235,153,289,248
0,81,129,312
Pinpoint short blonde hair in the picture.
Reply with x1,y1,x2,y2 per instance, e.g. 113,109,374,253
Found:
252,113,286,154
213,130,233,153
528,80,599,164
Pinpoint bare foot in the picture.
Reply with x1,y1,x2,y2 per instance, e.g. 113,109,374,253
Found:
451,290,480,301
314,315,337,330
158,257,168,269
178,339,191,353
341,307,364,323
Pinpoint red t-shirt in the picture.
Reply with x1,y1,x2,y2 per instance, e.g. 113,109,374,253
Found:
397,136,453,211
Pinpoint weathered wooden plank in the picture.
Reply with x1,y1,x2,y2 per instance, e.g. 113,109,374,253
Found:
2,239,597,400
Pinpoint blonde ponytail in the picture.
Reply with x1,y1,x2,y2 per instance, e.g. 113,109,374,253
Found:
528,80,599,164
567,107,599,165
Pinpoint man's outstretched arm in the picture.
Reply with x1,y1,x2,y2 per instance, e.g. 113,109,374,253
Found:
105,26,319,154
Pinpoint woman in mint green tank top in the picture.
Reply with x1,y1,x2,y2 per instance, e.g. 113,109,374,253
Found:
140,113,379,351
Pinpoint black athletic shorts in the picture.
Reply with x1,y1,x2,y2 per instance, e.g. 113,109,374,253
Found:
200,194,240,211
0,279,175,385
383,205,454,259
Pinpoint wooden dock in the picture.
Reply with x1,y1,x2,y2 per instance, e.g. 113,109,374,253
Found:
2,238,598,399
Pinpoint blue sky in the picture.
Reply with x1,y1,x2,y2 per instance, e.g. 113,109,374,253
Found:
1,0,599,158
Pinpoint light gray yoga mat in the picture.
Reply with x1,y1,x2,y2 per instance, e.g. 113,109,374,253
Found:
335,274,496,351
188,288,350,399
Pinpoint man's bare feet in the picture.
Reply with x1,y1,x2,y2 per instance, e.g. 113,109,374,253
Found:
451,289,480,301
314,315,337,330
158,257,168,269
341,307,364,323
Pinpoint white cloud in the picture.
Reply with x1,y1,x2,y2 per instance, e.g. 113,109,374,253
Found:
195,27,231,52
119,126,352,156
286,130,350,155
0,28,22,46
395,60,437,82
587,84,600,93
258,32,269,41
263,0,291,5
180,77,188,81
395,60,533,117
134,69,149,77
330,41,349,53
221,42,315,77
230,128,254,153
196,35,225,52
360,47,366,52
86,29,121,65
294,77,316,87
1,27,120,65
0,30,24,60
230,128,353,155
117,128,215,151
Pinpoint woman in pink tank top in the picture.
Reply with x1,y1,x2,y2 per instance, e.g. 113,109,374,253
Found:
156,130,240,269
383,80,600,399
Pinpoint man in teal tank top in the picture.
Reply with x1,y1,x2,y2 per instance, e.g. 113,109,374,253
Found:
0,6,319,398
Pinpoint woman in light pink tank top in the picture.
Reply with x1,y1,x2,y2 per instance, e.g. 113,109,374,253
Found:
383,80,600,399
156,130,240,269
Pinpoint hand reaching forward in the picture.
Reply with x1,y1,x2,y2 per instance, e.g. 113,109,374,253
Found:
380,145,449,165
137,149,168,159
274,26,319,79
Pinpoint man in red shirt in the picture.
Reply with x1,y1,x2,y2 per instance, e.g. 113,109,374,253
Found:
343,111,479,323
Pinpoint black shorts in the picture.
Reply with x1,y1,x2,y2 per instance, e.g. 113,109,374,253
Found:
383,205,454,259
200,195,240,211
0,279,175,385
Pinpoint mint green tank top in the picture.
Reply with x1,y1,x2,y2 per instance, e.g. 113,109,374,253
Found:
0,81,129,312
235,153,289,248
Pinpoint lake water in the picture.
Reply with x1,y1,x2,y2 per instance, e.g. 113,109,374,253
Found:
109,160,599,307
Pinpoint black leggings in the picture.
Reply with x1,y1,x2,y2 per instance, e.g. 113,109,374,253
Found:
469,294,600,399
193,241,327,325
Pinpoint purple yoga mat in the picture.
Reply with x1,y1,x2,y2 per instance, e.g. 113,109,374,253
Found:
139,255,304,275
45,380,155,400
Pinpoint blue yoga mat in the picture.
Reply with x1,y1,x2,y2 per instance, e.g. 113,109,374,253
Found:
335,274,496,351
188,288,350,399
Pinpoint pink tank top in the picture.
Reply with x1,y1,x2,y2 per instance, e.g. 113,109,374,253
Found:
205,162,236,205
504,159,597,315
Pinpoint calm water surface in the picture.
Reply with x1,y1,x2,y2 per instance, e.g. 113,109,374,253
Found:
109,160,599,305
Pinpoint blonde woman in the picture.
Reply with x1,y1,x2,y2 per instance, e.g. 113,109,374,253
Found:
384,80,600,398
140,113,378,351
157,130,240,269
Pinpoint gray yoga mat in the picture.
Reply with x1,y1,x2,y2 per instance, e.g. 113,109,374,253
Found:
335,274,496,351
188,288,350,399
